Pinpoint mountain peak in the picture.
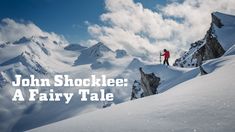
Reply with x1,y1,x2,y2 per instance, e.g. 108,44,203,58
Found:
13,36,32,44
73,42,113,66
174,12,235,67
90,42,112,52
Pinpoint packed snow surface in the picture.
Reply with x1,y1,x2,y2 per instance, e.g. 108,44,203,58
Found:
29,54,235,132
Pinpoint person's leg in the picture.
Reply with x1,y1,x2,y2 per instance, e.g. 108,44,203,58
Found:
163,59,166,65
166,58,169,66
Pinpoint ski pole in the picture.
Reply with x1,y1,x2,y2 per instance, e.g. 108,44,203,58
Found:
160,52,162,64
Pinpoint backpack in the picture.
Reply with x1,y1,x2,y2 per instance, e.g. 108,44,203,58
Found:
167,51,170,58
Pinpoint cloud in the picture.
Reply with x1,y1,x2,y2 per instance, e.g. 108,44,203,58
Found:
87,0,235,63
0,18,67,44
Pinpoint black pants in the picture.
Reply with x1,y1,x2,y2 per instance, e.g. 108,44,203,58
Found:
163,58,169,66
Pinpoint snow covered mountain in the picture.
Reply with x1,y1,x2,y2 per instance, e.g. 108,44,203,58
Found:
1,34,197,131
27,11,235,132
29,45,235,132
0,35,83,132
174,12,235,67
1,11,235,132
73,42,113,66
0,34,133,131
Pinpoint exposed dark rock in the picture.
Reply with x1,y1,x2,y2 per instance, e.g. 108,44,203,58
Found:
200,25,225,60
130,80,144,100
13,37,31,44
130,68,160,100
139,67,160,96
0,72,8,88
173,12,226,68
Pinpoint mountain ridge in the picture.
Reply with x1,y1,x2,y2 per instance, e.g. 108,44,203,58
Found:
174,12,235,67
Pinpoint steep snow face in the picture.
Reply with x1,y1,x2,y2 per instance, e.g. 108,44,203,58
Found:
224,44,235,56
29,54,235,132
174,12,235,68
213,12,235,50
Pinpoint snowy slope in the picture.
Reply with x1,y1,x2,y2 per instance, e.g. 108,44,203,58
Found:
213,12,235,50
106,57,197,104
0,36,199,132
29,54,235,132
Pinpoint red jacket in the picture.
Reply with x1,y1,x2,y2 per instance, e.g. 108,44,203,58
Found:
162,51,170,59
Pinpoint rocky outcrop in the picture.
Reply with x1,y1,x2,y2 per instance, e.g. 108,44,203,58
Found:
0,72,8,88
130,80,144,100
174,12,227,68
199,22,225,60
139,67,160,96
130,68,160,100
